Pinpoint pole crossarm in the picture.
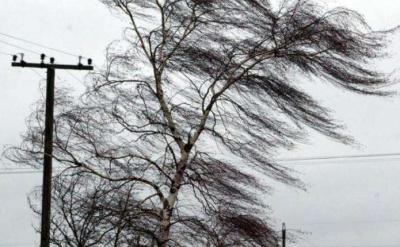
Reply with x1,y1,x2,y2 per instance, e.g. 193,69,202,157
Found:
12,62,93,70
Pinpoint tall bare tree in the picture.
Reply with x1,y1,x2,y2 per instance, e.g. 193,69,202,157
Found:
6,0,395,245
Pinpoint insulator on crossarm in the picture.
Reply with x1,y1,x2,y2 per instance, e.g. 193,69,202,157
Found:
12,55,17,62
88,58,92,65
50,57,55,64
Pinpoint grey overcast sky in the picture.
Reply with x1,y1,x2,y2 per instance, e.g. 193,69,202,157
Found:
1,0,400,246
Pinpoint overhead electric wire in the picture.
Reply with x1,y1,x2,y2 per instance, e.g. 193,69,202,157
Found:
0,244,34,247
276,152,400,163
0,32,102,71
1,33,100,75
0,39,40,55
63,68,86,86
0,165,65,175
1,48,46,81
1,38,89,85
0,170,43,175
301,239,319,247
0,32,87,59
28,68,46,80
2,151,400,175
212,151,400,166
0,51,12,56
290,219,400,226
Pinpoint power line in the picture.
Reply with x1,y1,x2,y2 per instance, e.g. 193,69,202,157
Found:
0,51,12,56
301,238,318,247
209,151,400,164
276,152,400,163
0,244,34,247
0,32,102,70
64,69,86,86
2,151,400,175
290,219,400,226
1,40,90,87
0,39,40,55
213,152,400,166
0,170,44,175
0,32,86,58
298,235,400,247
29,68,46,80
0,165,62,175
1,48,81,83
0,32,103,73
1,36,98,72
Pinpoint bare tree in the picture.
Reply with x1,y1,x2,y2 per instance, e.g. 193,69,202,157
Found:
6,0,395,245
29,172,155,246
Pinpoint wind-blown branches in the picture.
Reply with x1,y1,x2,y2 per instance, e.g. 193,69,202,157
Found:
29,173,162,246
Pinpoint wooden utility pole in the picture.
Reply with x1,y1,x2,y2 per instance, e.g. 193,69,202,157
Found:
282,222,286,247
12,54,93,247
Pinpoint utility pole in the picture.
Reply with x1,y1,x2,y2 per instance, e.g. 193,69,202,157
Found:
11,54,93,247
282,222,286,247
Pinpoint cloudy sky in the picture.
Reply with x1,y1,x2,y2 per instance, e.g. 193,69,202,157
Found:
1,0,400,246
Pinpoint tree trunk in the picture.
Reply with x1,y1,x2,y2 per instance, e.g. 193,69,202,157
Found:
158,151,189,246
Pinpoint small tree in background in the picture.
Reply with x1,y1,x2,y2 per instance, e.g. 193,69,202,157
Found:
7,0,395,245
